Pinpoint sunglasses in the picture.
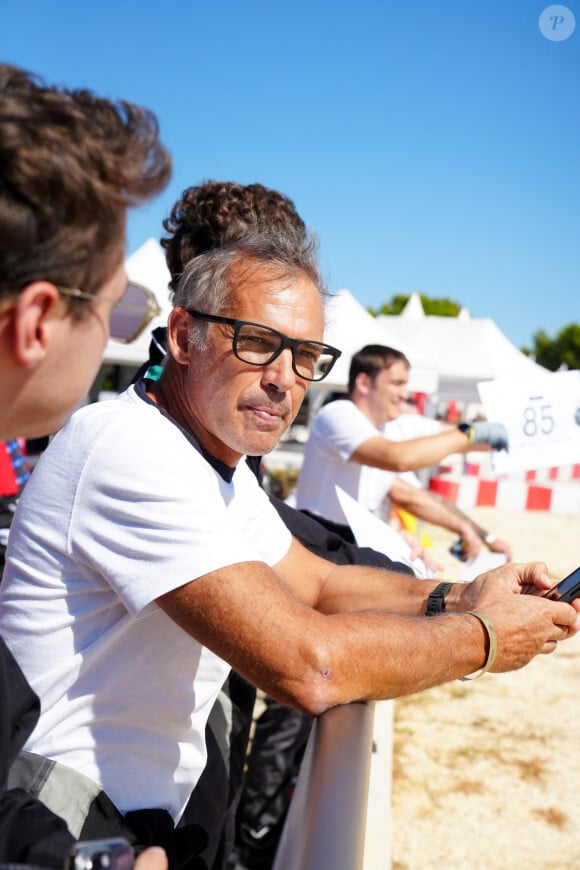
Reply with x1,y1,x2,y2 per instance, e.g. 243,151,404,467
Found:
187,310,342,382
57,281,161,343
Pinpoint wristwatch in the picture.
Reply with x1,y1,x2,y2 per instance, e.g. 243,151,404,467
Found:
425,582,453,617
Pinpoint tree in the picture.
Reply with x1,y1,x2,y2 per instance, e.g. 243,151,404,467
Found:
521,323,580,371
368,294,462,317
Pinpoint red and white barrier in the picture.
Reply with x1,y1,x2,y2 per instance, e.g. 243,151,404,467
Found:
428,469,580,514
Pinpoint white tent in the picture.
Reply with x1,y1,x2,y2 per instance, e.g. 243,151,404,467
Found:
103,239,172,367
321,289,439,395
377,292,548,402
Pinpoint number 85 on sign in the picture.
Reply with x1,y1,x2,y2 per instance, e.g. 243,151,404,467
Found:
477,370,580,473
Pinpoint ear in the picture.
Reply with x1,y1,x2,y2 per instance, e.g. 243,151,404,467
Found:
354,371,372,395
166,307,193,365
10,282,62,368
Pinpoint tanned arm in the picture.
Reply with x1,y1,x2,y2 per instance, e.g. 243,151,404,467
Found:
156,541,577,716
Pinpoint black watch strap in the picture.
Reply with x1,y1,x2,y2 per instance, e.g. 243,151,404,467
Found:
425,582,453,617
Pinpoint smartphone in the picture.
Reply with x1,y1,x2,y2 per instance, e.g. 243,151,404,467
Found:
65,838,134,870
542,566,580,603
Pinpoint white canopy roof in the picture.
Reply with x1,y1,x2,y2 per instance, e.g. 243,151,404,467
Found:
378,293,548,402
320,289,439,395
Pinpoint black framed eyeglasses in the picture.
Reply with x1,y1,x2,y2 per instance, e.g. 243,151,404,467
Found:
187,310,342,383
57,281,161,343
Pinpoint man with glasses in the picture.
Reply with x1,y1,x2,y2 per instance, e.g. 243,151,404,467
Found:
184,311,340,382
1,229,579,867
143,180,417,870
0,63,170,867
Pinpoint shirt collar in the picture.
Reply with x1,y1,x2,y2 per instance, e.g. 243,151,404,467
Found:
134,378,236,483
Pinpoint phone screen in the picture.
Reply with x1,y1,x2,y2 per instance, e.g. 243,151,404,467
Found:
542,566,580,604
67,838,134,870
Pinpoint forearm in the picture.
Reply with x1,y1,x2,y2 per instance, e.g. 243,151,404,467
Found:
390,483,469,538
305,609,488,706
315,562,441,617
427,490,480,535
427,491,506,551
351,429,471,473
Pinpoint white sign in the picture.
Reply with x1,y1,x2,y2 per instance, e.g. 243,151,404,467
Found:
335,486,434,579
477,370,580,474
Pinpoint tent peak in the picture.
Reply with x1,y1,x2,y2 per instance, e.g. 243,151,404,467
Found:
400,292,425,319
127,237,163,263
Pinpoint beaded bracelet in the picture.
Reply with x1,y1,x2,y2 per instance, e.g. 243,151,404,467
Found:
460,610,497,680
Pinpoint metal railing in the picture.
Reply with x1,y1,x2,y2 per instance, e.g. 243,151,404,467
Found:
272,701,376,870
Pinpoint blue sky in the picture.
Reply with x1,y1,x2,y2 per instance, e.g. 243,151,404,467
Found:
3,0,578,350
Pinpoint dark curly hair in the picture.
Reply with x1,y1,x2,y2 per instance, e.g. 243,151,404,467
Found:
0,64,172,302
161,180,306,291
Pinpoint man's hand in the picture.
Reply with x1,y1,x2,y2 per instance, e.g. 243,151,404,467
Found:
486,536,512,560
398,528,444,573
135,848,168,870
451,562,580,674
457,524,482,561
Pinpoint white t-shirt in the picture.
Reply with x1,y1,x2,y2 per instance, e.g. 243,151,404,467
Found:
383,414,442,441
382,415,442,490
0,383,291,822
295,400,396,524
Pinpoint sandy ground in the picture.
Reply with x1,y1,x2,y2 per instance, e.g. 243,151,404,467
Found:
390,506,580,870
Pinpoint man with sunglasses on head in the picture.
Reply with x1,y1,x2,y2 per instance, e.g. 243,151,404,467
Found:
0,66,169,441
2,227,579,869
0,63,170,868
